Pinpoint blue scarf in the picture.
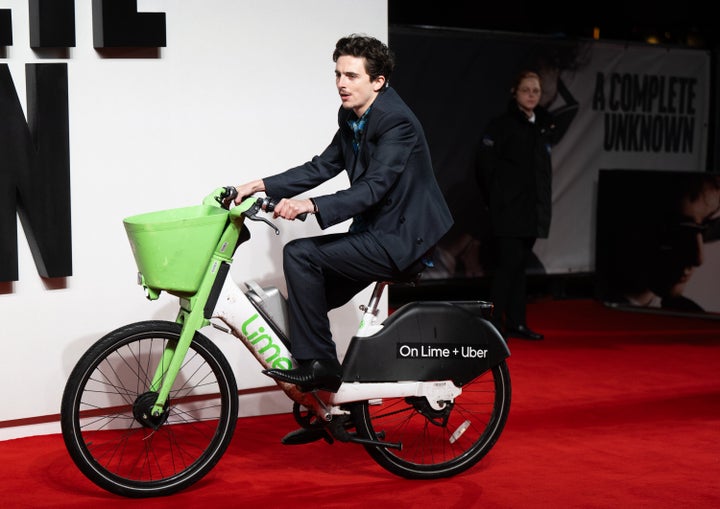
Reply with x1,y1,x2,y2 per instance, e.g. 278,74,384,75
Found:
347,106,372,154
347,106,373,233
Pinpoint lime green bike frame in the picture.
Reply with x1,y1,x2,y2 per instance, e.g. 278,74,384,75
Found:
123,189,255,418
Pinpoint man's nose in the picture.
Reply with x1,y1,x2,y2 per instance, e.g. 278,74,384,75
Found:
694,232,704,266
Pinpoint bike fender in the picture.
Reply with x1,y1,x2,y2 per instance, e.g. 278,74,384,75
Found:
342,301,510,385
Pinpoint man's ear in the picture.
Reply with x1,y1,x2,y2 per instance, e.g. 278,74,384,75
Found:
373,75,386,92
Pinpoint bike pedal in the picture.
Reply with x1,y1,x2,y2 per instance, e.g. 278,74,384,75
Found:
281,427,334,446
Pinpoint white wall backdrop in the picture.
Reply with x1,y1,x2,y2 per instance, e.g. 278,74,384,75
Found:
0,0,388,440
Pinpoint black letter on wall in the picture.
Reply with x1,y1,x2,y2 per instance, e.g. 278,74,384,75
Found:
0,63,71,281
0,9,11,46
92,0,166,48
30,0,76,48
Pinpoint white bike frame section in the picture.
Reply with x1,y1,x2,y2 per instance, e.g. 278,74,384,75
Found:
328,381,462,412
212,277,295,370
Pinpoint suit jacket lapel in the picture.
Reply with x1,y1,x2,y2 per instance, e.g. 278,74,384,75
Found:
340,91,389,182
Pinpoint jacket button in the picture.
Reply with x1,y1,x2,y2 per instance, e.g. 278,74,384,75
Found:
416,238,423,245
400,216,406,224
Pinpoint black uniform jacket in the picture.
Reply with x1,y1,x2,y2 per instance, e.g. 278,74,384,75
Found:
476,102,555,239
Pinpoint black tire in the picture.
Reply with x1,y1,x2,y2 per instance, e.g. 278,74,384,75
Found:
351,361,511,479
61,321,238,497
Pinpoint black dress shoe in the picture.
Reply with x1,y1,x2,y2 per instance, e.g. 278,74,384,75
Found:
506,324,544,340
281,427,333,445
263,358,343,392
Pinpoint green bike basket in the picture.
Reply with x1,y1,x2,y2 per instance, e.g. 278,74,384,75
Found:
123,205,229,295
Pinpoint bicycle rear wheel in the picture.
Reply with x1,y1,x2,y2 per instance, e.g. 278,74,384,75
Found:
351,361,511,479
61,320,238,497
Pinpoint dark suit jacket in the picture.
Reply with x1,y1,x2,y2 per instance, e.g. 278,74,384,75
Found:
263,87,453,271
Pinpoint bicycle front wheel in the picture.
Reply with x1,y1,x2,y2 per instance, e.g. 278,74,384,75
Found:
351,361,511,479
61,320,238,497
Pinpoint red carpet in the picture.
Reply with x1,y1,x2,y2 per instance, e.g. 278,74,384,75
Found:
1,299,719,508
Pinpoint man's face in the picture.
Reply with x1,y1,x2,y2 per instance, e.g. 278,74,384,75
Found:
335,55,384,117
653,181,720,297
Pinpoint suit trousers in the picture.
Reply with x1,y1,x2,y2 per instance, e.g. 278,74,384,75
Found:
490,236,536,330
282,232,426,360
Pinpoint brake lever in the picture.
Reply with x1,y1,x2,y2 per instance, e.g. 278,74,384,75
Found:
244,198,280,235
247,215,280,235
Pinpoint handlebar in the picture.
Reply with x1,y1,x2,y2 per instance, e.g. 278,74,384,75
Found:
203,186,307,236
215,186,307,221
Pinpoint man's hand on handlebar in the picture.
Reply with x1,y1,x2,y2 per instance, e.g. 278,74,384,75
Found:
231,180,266,206
271,198,315,221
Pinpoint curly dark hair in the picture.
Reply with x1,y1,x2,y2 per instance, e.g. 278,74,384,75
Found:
333,34,395,83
